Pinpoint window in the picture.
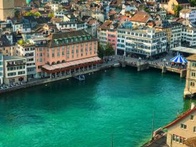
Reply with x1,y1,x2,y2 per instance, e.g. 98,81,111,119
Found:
190,115,194,120
18,71,25,75
190,82,195,87
192,72,196,77
193,126,196,132
180,124,187,129
172,134,185,143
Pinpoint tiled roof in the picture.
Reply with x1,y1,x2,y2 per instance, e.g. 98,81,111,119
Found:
48,30,96,48
130,11,151,23
164,107,196,129
187,54,196,61
99,20,113,30
180,9,191,13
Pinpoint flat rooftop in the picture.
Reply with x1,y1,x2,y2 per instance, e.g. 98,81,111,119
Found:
171,46,196,54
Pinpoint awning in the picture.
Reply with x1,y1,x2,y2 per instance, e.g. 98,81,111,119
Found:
42,57,101,71
170,54,187,63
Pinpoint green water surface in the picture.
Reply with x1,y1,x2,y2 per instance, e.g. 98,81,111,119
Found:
0,68,191,147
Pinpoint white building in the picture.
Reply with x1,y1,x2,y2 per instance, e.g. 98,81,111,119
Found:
56,21,87,31
117,28,167,56
3,56,27,85
15,44,36,79
182,26,196,47
180,7,196,23
170,22,182,48
0,52,3,84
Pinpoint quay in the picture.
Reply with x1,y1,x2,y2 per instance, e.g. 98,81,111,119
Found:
119,57,187,78
0,57,119,94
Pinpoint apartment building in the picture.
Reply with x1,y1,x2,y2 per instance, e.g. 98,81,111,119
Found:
15,44,36,79
164,106,196,147
97,20,118,50
116,28,167,57
182,27,196,47
184,54,196,98
180,7,196,23
3,56,27,85
0,52,3,84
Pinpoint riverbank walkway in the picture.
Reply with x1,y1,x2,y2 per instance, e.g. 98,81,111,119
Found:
119,52,187,78
0,53,188,94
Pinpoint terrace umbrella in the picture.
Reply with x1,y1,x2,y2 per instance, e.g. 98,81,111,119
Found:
170,54,187,64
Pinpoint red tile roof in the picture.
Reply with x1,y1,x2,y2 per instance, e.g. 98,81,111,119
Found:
130,11,151,23
164,107,196,129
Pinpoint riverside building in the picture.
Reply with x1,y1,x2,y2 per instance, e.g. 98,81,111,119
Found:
0,52,3,84
35,30,101,78
116,28,167,57
3,56,27,85
15,44,36,79
184,54,196,98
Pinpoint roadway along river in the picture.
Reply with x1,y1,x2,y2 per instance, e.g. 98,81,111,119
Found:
0,67,192,147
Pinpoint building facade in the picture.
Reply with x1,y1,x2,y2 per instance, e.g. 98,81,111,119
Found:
3,56,27,85
184,54,196,98
116,28,167,56
15,44,36,79
35,30,101,78
0,0,14,21
164,107,196,147
182,27,196,47
0,52,3,84
180,8,196,23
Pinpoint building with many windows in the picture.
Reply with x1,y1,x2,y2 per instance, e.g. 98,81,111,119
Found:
97,20,118,51
35,30,101,78
164,106,196,147
3,56,27,85
182,27,196,47
15,44,36,79
184,54,196,98
180,7,196,23
0,52,3,84
116,28,167,57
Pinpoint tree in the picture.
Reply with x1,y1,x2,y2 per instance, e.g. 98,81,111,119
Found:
104,43,115,56
14,10,21,19
173,5,183,17
48,12,54,18
34,12,41,17
98,43,105,58
190,0,196,7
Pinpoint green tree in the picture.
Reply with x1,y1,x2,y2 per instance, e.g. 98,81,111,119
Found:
173,5,183,17
48,12,54,18
17,39,25,45
98,43,104,58
34,12,41,17
104,43,115,56
190,0,196,6
14,10,21,19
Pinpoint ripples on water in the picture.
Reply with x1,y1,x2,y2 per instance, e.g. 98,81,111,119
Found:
0,68,192,147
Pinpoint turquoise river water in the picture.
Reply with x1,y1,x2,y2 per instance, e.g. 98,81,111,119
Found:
0,67,193,147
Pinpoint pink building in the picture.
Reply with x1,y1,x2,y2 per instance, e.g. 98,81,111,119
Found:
35,30,101,78
98,20,117,52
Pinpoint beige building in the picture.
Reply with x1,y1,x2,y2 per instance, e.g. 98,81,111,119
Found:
164,106,196,147
3,56,27,85
184,54,196,98
0,0,14,21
